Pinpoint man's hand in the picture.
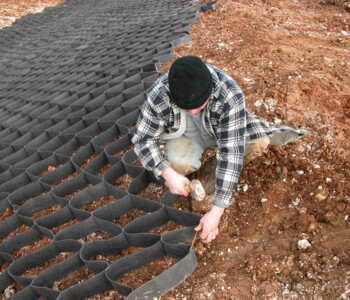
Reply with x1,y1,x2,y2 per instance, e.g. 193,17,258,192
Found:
195,205,225,243
162,167,190,196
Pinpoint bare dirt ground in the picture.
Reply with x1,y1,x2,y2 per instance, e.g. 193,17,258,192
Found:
0,0,65,28
1,0,350,299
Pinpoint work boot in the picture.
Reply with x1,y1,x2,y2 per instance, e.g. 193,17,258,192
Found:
191,154,216,214
243,136,270,165
196,154,216,195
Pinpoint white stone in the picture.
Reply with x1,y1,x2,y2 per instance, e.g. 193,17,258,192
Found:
292,198,300,206
298,239,311,249
243,184,249,192
254,99,263,107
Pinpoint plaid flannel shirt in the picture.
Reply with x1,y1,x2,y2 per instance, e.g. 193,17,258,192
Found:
132,65,305,208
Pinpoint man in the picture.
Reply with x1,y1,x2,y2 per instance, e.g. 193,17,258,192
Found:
132,56,305,243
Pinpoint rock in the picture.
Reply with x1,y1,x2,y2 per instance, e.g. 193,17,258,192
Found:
261,198,268,203
314,185,329,201
298,239,311,249
324,211,339,227
282,166,288,175
337,202,346,212
307,222,318,233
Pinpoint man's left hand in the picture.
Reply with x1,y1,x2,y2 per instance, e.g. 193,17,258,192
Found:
195,205,225,243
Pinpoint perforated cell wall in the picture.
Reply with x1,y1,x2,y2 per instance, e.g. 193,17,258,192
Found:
0,0,218,298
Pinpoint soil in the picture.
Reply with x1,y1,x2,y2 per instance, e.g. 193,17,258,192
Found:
0,0,65,28
1,0,350,299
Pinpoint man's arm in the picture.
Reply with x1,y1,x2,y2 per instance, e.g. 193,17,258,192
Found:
196,77,246,243
212,84,246,208
132,93,171,178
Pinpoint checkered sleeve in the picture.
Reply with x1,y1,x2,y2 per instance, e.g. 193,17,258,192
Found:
212,80,246,208
132,82,171,178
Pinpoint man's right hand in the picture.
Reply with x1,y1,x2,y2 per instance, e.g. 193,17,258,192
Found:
162,167,190,196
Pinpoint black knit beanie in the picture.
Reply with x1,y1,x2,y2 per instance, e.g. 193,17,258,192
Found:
168,56,213,109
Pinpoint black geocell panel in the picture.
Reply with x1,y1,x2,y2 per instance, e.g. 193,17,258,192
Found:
0,0,218,298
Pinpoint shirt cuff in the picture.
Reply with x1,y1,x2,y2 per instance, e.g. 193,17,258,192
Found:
212,189,234,208
152,160,171,179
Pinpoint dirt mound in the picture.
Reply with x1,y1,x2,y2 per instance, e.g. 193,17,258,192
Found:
162,0,350,298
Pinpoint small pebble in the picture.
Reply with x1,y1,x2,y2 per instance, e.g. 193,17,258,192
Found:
243,184,249,192
254,99,263,107
298,239,311,249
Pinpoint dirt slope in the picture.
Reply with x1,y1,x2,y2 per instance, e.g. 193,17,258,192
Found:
162,0,350,298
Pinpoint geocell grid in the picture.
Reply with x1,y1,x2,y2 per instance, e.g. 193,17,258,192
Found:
0,0,218,299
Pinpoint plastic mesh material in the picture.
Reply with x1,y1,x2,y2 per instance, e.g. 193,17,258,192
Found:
0,0,218,298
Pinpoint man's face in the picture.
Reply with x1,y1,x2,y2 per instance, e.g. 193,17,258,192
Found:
186,99,209,115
